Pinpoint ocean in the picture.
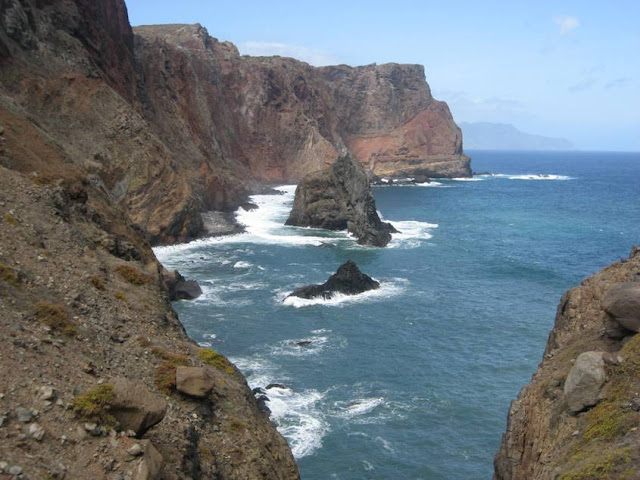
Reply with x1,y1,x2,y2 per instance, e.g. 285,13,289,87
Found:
154,150,640,479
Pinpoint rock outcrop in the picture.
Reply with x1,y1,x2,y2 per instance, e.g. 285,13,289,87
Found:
0,0,468,244
286,155,397,246
494,247,640,480
288,261,380,300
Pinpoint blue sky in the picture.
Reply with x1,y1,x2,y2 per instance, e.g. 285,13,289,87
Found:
126,1,639,151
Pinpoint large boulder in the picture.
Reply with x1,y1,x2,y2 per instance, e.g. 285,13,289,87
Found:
111,378,167,436
175,367,214,398
288,261,379,300
134,440,163,480
564,352,606,412
603,282,640,332
285,154,397,247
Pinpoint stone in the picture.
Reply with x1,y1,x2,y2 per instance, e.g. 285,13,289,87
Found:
128,443,143,456
16,407,33,423
9,465,23,475
110,378,167,437
28,422,45,441
285,154,398,247
0,461,7,472
564,351,606,412
287,261,380,300
134,441,163,480
175,367,214,398
603,282,640,332
39,386,55,400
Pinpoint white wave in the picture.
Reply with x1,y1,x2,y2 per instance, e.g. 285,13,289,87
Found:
233,261,253,269
336,397,385,419
449,177,484,181
503,173,573,181
229,356,329,459
202,333,217,339
415,181,445,187
388,220,438,249
197,341,212,347
363,460,375,471
281,280,406,308
310,329,331,334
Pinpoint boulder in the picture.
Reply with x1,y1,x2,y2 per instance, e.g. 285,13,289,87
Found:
285,154,397,247
288,260,380,300
175,367,214,398
161,268,202,300
134,440,163,480
603,282,640,332
111,378,167,437
564,352,606,412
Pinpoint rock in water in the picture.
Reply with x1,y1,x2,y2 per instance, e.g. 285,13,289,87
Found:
288,261,380,300
285,154,397,247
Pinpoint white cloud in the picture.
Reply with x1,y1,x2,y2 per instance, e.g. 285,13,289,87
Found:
553,15,580,35
239,41,339,66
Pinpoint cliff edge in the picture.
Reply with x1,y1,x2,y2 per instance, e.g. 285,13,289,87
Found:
494,247,640,480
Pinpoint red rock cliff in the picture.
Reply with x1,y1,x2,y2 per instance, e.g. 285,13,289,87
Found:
0,3,468,245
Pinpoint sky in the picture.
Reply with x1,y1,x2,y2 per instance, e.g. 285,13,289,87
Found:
125,1,640,151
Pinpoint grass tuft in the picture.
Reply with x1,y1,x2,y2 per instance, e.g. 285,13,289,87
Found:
114,265,151,286
151,347,189,394
34,301,76,336
90,275,106,290
71,384,117,427
0,263,20,286
198,348,235,375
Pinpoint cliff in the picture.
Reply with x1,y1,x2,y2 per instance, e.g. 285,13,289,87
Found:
0,1,467,244
0,1,299,478
494,247,640,480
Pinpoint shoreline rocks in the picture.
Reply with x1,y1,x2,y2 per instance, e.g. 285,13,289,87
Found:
287,261,380,300
285,155,397,247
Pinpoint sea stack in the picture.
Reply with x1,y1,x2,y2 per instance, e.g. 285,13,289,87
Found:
285,155,397,247
288,261,380,300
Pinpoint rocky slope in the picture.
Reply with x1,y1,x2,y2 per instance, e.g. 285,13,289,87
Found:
286,155,396,247
0,0,468,244
494,247,640,480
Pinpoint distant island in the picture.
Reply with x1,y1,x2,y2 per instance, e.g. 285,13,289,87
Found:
460,122,574,151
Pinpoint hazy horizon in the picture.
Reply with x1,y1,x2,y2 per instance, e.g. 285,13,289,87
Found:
126,1,640,152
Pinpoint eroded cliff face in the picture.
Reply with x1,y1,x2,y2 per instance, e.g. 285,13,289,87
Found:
0,2,467,244
494,248,640,480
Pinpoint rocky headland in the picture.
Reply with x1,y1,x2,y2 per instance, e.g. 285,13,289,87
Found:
494,247,640,479
0,0,468,245
286,155,397,247
288,261,380,300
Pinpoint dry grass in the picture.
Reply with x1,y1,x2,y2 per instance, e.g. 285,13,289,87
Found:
151,346,190,394
0,263,20,286
90,275,106,290
34,301,76,336
114,265,151,285
72,384,117,427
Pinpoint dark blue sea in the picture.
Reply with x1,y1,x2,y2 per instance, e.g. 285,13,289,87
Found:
155,150,640,479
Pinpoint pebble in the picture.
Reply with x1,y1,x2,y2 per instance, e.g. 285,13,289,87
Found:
0,461,7,472
9,465,23,475
28,422,45,441
571,430,580,436
127,443,142,456
40,385,56,400
16,406,33,423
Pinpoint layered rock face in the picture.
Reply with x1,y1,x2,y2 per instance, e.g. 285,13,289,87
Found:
494,247,640,480
0,1,467,244
286,155,397,246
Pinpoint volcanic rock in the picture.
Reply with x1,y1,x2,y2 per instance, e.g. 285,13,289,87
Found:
286,155,397,247
288,261,380,300
603,282,640,332
110,378,167,437
161,268,203,301
175,367,214,398
563,351,606,412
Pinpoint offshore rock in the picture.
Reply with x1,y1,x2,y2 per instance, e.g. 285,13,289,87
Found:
288,261,379,300
286,155,397,246
161,268,202,300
